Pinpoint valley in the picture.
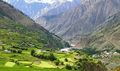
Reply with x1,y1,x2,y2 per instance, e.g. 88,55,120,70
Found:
0,0,120,71
0,45,107,71
0,43,120,71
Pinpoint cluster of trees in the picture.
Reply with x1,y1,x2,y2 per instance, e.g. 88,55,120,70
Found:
7,48,22,54
65,64,73,70
80,48,100,55
65,57,107,71
1,45,22,54
54,60,63,66
11,46,28,50
31,50,57,61
31,50,65,66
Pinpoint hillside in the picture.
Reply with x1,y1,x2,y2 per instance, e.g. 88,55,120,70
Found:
0,0,117,71
87,12,120,50
0,0,69,49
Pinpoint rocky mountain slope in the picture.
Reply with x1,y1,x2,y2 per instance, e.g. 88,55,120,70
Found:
0,0,68,49
3,0,120,48
36,0,120,47
87,12,120,50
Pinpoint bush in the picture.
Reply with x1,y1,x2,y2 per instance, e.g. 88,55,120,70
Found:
31,50,35,56
81,48,99,55
65,64,72,70
61,62,64,65
65,58,68,62
54,60,60,66
2,46,5,50
32,52,57,61
116,50,120,53
15,61,20,65
74,58,107,71
49,53,57,61
7,48,22,54
18,50,22,54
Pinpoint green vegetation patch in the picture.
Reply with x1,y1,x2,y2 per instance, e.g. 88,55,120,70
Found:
32,61,56,68
4,62,15,67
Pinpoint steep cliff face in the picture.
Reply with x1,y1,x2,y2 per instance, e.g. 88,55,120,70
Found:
36,0,120,46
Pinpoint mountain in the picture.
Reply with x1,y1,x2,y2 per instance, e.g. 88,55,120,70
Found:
0,0,69,49
87,12,120,50
3,0,48,19
36,0,120,47
3,0,120,48
3,0,79,19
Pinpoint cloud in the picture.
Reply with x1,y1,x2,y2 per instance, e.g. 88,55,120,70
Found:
3,0,10,3
3,0,73,4
24,0,73,4
3,0,19,3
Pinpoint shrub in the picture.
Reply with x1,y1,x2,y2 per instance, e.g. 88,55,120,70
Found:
74,58,107,71
18,50,22,54
49,53,57,61
15,61,20,65
32,52,57,61
81,48,99,55
65,58,68,62
2,46,5,50
31,50,35,56
65,64,72,70
54,60,60,66
61,62,64,65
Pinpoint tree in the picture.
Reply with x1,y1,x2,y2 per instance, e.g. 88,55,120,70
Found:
66,64,72,70
65,58,68,62
31,50,35,56
2,46,5,50
18,50,22,54
49,53,57,61
54,60,60,66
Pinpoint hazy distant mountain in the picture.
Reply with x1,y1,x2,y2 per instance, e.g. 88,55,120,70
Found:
36,0,120,46
3,0,78,19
